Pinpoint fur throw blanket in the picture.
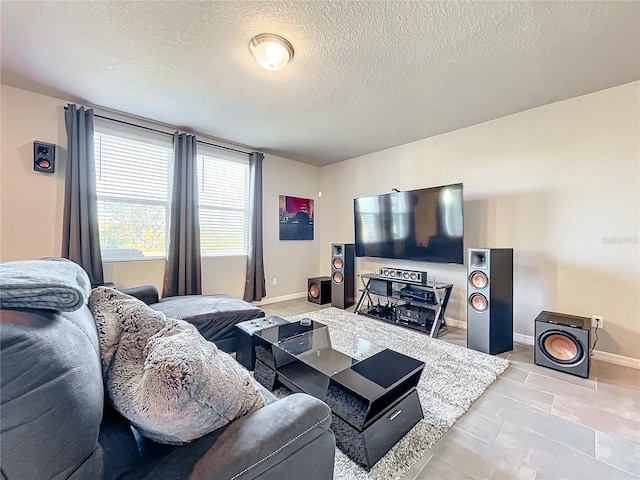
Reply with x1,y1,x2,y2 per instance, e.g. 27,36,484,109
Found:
89,287,266,444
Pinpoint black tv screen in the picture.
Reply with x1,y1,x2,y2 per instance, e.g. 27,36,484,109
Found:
354,183,464,264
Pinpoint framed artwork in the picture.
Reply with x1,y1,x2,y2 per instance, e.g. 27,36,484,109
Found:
279,195,314,240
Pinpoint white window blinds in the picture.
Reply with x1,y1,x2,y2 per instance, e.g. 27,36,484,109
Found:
93,120,250,260
197,153,249,256
94,128,173,261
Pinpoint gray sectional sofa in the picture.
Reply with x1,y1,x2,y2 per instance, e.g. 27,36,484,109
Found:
0,259,335,479
119,284,265,353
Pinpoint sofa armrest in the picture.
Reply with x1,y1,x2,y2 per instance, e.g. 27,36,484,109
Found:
135,393,335,480
120,285,159,305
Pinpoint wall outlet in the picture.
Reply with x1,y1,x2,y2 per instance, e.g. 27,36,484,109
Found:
591,315,603,329
272,277,277,286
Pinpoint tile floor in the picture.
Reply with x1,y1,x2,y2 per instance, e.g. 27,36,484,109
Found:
260,298,640,480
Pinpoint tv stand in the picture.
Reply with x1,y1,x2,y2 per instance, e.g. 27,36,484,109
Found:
355,273,453,338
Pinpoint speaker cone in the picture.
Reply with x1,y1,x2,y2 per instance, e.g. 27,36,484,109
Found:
332,258,343,269
333,272,343,284
469,293,488,312
36,158,51,169
309,284,320,299
539,331,584,364
469,271,488,289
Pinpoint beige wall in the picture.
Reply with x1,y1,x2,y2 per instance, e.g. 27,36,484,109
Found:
318,82,640,360
0,85,322,299
262,154,322,300
1,85,68,261
3,82,638,359
99,154,323,299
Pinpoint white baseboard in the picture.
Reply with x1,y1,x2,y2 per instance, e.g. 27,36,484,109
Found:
446,318,467,329
513,333,535,346
509,332,640,370
591,350,640,369
253,292,307,306
251,297,640,369
445,324,640,369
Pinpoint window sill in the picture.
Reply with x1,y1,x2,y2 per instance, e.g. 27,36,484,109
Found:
102,257,166,263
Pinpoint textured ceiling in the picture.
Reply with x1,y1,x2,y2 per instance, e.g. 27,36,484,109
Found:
1,1,639,166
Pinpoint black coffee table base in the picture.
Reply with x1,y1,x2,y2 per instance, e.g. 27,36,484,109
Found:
235,316,290,370
251,319,425,471
329,389,423,470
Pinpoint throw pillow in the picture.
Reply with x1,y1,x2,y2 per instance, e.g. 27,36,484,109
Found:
88,287,266,445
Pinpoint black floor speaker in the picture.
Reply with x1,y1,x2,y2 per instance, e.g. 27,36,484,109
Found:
467,248,513,355
534,311,591,378
331,243,355,309
308,276,331,304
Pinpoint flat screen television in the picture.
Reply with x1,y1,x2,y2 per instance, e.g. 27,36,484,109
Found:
354,183,464,264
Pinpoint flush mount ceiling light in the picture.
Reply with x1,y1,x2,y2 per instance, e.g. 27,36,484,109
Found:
249,33,294,71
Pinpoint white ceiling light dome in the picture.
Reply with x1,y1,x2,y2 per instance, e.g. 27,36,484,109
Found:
249,33,294,71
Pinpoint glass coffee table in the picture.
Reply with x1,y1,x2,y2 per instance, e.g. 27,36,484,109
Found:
253,318,425,470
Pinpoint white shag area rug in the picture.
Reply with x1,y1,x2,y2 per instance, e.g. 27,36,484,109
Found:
285,307,509,480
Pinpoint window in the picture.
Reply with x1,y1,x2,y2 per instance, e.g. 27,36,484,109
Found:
94,121,250,260
197,151,249,256
94,125,173,261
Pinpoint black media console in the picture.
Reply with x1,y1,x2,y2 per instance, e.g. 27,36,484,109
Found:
355,273,453,338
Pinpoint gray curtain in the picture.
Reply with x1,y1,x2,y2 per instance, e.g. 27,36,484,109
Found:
163,132,202,297
62,104,104,286
244,152,266,301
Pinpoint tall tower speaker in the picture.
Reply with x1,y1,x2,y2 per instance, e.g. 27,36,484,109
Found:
331,243,355,309
467,248,513,355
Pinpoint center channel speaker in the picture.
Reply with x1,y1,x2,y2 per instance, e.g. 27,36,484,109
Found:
331,243,355,309
467,248,513,355
379,267,428,285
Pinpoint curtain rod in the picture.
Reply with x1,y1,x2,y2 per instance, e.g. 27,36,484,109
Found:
64,106,253,156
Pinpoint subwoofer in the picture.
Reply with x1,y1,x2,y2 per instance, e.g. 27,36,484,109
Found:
308,276,331,305
467,248,513,355
534,311,591,378
331,243,355,309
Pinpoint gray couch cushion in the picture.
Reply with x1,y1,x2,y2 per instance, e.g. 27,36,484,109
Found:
89,287,266,445
0,306,104,480
152,294,264,350
121,394,334,480
99,406,141,480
